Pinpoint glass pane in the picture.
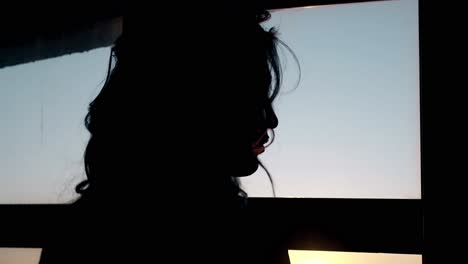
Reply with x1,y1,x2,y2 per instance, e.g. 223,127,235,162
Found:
289,250,422,264
0,248,42,264
0,48,110,204
0,0,420,203
241,0,421,198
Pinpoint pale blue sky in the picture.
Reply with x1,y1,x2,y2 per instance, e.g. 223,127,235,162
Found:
0,48,110,203
242,0,420,198
0,0,420,203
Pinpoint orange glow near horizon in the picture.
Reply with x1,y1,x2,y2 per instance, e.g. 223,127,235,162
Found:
288,250,422,264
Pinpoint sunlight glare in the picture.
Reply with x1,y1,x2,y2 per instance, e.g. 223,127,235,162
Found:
288,250,422,264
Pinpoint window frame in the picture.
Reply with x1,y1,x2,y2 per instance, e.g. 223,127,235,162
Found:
0,0,426,262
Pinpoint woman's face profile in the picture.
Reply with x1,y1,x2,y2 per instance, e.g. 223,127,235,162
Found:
213,34,280,177
75,6,290,205
222,98,279,177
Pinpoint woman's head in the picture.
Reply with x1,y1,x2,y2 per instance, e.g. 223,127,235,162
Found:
76,6,290,205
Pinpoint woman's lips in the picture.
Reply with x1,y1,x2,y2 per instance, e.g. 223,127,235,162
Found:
252,130,269,155
252,130,268,148
253,146,265,155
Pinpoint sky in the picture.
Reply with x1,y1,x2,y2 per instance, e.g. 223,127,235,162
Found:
0,0,420,204
242,0,421,198
0,47,110,203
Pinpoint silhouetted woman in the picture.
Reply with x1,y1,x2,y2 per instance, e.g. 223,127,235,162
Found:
40,3,294,264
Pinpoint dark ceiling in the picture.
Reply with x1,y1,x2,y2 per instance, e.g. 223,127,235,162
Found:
0,0,387,69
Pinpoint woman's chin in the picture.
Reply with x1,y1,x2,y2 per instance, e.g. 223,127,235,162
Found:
218,148,262,177
230,158,259,177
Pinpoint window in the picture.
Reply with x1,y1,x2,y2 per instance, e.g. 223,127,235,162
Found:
0,48,111,204
288,250,422,264
0,248,41,264
243,0,421,199
0,1,424,263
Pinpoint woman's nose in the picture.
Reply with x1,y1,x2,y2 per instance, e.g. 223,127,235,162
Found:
265,107,278,129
